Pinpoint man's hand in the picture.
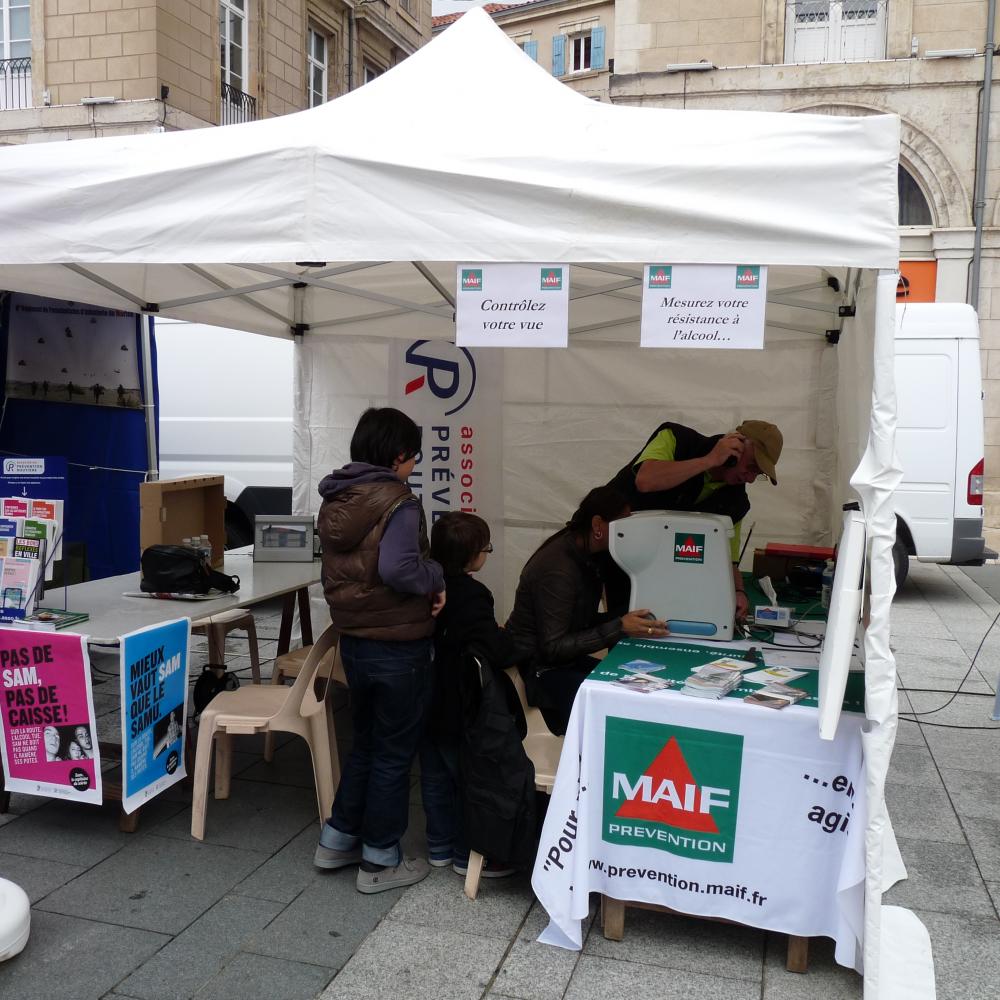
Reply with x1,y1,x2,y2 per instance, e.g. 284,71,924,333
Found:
430,591,446,617
735,590,750,621
621,610,670,639
708,432,745,469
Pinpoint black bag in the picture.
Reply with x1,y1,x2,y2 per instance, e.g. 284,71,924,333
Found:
193,663,240,719
139,544,240,595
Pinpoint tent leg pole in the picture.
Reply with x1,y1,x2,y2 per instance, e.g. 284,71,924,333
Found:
140,314,159,482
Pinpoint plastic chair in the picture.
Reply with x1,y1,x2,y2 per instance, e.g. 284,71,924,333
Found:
0,878,29,962
262,641,349,762
191,625,341,840
463,665,564,900
191,608,261,684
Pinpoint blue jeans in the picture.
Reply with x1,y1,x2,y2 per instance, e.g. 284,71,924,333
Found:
322,634,432,867
420,739,467,865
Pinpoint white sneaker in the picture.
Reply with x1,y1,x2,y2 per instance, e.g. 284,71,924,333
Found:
356,856,430,894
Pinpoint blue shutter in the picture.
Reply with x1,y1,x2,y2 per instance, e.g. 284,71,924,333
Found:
552,34,566,76
524,39,538,62
591,26,606,70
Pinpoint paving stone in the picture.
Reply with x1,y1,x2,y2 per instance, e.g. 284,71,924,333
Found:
245,874,398,971
234,823,329,904
582,902,765,982
894,718,927,747
192,952,333,1000
153,779,319,854
914,908,1000,1000
0,851,86,903
119,893,286,1000
986,881,1000,913
885,743,942,786
760,931,860,999
320,919,508,1000
565,953,759,1000
0,909,169,1000
883,837,997,918
895,650,992,695
939,768,1000,821
0,789,48,828
902,691,1000,729
36,833,268,934
884,782,965,843
387,865,534,940
491,903,585,1000
235,735,319,790
960,815,1000,881
923,725,1000,773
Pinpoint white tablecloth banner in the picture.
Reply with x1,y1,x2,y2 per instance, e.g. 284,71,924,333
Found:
532,680,867,971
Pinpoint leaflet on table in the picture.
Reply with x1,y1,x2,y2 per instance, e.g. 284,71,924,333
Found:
119,618,190,814
613,674,678,694
0,628,102,804
744,682,808,709
620,659,668,675
1,557,41,619
743,665,807,685
11,608,90,632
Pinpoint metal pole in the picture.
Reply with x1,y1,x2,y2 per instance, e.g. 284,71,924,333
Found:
140,314,159,482
970,0,996,310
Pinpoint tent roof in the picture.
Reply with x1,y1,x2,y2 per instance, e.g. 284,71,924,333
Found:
0,9,899,337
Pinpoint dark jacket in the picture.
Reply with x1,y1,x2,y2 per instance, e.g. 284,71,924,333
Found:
504,529,623,678
317,463,443,641
430,572,519,744
458,650,537,869
605,420,751,528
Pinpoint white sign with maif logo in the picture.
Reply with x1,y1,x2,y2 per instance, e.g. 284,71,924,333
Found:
640,264,768,350
455,264,570,348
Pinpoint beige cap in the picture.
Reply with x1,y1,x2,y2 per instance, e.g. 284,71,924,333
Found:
736,420,782,485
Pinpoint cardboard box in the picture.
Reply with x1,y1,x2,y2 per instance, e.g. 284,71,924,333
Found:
140,476,225,568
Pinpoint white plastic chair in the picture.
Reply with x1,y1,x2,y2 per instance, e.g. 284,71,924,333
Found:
191,607,261,683
191,625,341,840
463,664,563,900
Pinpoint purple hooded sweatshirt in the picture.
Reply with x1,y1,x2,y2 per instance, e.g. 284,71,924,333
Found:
317,463,444,598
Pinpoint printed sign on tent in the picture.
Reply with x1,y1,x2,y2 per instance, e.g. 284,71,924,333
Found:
120,618,190,814
455,263,569,348
640,264,768,350
0,628,102,804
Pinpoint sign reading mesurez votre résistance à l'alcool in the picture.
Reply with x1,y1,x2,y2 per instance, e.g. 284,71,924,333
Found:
640,264,768,350
455,264,570,348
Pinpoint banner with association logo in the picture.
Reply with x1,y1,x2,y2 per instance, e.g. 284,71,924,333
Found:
0,628,102,804
640,264,768,350
119,618,190,814
390,340,505,599
532,679,866,970
455,263,570,348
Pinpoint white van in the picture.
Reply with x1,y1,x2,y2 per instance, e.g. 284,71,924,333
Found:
153,319,294,547
893,302,995,586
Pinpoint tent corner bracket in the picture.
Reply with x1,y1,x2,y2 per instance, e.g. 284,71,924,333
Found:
838,305,856,318
825,329,841,345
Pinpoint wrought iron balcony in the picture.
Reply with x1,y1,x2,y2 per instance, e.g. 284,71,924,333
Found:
220,81,257,125
0,57,32,111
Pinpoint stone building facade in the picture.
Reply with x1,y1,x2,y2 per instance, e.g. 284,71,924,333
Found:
0,0,431,141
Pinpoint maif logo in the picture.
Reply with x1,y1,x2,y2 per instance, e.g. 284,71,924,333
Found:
735,265,760,289
461,269,483,292
603,716,743,863
648,265,672,289
674,532,705,564
540,268,563,291
403,340,477,416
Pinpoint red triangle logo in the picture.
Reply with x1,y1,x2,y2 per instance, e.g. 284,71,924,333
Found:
615,737,720,833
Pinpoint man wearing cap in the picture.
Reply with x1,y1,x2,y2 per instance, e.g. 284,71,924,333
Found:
604,420,783,620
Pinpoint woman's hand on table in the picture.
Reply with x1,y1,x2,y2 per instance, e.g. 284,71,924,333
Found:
621,610,669,639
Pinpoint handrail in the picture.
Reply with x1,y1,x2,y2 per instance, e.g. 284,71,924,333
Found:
220,81,257,125
0,57,32,111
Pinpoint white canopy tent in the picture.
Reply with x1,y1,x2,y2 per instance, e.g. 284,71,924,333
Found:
0,8,929,996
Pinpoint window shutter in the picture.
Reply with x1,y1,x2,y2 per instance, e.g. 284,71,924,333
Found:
552,34,566,76
524,39,538,62
591,26,606,70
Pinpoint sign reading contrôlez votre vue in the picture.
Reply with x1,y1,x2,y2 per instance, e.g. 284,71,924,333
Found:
640,264,768,350
455,264,570,348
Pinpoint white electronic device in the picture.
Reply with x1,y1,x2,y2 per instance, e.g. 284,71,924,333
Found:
609,510,736,641
817,505,867,740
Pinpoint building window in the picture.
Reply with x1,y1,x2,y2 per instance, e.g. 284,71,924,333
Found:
551,26,605,77
516,39,538,61
308,27,327,107
0,0,31,110
898,166,933,226
784,1,887,63
363,62,384,84
399,0,416,16
219,0,247,93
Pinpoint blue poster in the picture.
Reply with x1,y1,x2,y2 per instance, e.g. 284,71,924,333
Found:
119,617,190,814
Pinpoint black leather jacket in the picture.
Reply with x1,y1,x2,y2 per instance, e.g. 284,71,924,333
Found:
505,529,623,673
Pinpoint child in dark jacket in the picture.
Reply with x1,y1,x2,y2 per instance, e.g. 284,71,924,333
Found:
422,512,519,876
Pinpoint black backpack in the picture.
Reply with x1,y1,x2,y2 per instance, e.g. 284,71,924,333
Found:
140,544,240,595
193,663,240,720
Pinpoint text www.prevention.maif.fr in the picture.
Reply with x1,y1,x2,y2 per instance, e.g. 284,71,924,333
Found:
588,859,768,907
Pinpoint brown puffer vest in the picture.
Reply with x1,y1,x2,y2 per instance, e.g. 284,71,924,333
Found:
319,479,435,641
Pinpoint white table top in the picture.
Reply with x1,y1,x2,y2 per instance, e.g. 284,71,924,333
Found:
50,551,322,644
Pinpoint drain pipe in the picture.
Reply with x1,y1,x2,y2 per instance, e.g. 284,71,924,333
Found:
970,0,997,310
348,6,355,91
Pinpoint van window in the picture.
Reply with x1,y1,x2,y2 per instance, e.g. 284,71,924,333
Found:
895,354,952,430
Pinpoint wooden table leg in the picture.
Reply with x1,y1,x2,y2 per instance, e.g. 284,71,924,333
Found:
786,934,809,973
601,895,625,941
277,593,296,656
297,586,313,647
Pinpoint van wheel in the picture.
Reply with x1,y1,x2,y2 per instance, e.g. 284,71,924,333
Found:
225,507,253,550
892,535,910,590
